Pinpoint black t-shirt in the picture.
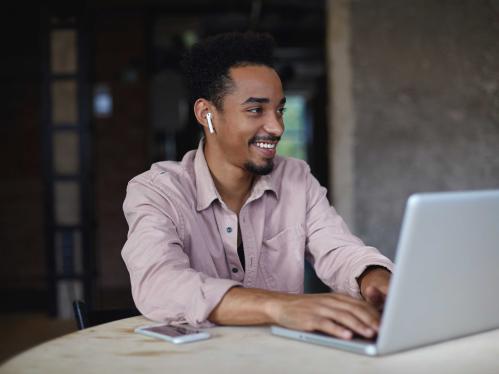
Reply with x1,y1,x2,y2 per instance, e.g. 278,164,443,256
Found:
237,242,245,271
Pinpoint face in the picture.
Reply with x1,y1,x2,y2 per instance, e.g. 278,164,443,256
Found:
211,65,286,175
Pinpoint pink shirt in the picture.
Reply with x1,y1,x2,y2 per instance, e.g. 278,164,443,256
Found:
122,140,394,326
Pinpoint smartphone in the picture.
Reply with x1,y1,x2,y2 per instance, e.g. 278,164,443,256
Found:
134,324,211,344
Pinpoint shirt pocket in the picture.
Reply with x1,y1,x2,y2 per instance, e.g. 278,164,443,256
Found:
260,224,306,293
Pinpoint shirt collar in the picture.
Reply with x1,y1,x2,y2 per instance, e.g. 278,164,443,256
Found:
194,139,279,212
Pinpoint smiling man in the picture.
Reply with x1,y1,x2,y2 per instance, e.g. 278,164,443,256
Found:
122,32,394,340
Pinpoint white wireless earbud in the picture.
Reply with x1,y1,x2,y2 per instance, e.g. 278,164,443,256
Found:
206,112,214,134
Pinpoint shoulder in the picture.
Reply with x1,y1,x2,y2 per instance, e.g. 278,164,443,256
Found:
272,155,311,180
126,150,197,202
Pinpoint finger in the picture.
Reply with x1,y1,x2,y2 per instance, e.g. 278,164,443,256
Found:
312,318,354,340
318,308,376,339
329,292,380,314
323,294,381,330
306,301,376,338
327,295,381,329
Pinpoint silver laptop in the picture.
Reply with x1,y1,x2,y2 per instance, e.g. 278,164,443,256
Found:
271,189,499,356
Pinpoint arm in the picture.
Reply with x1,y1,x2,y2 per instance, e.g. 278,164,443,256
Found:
208,287,381,339
304,168,394,298
122,178,241,327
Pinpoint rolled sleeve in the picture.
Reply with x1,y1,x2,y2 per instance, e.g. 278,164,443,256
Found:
122,177,241,327
304,169,394,298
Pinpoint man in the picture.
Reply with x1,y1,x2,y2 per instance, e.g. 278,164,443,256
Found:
122,32,393,340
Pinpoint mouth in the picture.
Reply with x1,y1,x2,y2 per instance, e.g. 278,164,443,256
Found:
250,139,279,158
254,141,277,150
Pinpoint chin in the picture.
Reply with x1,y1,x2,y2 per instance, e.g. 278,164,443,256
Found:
244,159,274,175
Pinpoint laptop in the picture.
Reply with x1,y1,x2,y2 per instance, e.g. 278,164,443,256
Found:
271,189,499,356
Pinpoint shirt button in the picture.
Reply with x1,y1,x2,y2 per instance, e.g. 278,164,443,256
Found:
231,267,239,273
226,227,233,234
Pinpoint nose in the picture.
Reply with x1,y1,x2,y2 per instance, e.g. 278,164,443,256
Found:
263,112,284,138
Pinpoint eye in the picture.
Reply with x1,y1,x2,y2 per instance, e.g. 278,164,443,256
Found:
247,107,263,114
277,107,287,116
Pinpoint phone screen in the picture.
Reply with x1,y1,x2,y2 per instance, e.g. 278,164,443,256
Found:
142,325,199,337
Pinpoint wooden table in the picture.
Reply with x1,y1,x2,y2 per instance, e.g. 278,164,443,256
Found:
1,316,499,373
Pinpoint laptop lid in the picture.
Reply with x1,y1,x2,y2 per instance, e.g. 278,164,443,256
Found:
377,189,499,354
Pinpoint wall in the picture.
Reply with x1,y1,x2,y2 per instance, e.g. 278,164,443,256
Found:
0,9,151,312
93,11,149,307
0,11,46,311
329,0,499,259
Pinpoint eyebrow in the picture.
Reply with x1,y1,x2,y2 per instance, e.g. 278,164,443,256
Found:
241,97,287,105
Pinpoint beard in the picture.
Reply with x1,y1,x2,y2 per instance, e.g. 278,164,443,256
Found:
244,158,274,175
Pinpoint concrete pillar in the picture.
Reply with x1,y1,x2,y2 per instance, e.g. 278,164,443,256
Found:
326,0,356,230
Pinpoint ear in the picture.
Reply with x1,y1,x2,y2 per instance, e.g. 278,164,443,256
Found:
193,99,214,133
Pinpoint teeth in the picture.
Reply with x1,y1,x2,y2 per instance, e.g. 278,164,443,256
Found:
255,142,276,149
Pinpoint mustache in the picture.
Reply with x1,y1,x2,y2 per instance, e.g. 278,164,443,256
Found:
249,135,281,144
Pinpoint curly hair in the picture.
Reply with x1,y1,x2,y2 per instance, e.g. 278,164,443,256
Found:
181,31,276,110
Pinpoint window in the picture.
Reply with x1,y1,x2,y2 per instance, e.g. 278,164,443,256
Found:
278,94,308,161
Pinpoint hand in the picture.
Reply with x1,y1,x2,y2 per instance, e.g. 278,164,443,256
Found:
358,267,391,311
269,293,381,340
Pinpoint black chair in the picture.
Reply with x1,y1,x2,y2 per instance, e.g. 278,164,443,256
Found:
72,300,141,330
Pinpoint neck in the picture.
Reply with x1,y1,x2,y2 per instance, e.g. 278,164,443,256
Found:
204,141,254,215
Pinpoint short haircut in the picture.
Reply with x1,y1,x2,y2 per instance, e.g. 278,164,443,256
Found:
181,31,276,110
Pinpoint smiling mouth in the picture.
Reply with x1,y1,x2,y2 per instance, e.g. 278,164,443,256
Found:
249,135,280,152
254,142,277,150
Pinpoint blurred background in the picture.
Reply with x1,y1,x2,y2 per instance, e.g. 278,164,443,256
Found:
1,0,498,362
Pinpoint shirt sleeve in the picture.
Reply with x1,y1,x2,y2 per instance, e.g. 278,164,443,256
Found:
121,177,241,327
304,168,394,298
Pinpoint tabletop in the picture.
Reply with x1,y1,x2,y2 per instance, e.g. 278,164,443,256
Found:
1,316,499,373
